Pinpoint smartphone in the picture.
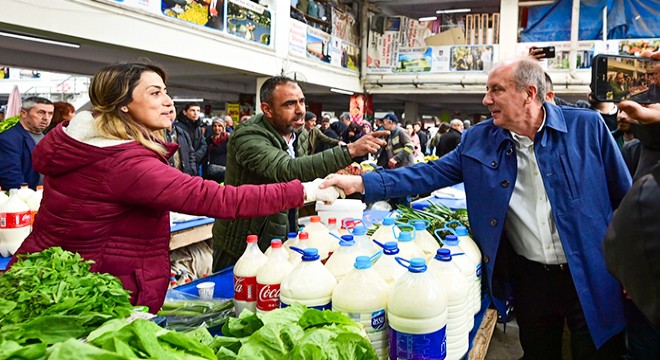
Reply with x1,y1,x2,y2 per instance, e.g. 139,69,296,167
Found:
592,54,660,104
531,46,555,59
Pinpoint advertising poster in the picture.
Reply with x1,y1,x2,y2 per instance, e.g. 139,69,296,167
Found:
366,16,401,73
226,0,272,45
289,19,308,58
618,39,660,56
306,27,331,63
344,42,360,71
331,8,357,45
350,94,366,124
238,94,254,117
226,103,240,123
395,47,432,73
162,0,225,31
329,37,343,68
0,67,9,80
450,45,494,72
547,41,595,70
431,46,452,72
401,18,433,48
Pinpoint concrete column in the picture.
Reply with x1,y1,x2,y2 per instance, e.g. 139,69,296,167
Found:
499,0,519,61
404,101,419,125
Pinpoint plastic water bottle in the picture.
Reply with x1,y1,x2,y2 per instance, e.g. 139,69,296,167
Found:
389,257,448,360
0,189,32,257
373,241,407,289
233,235,268,315
289,232,309,267
409,220,440,259
370,215,399,244
26,185,43,226
304,216,333,261
16,183,35,203
325,235,359,281
429,248,470,360
333,256,390,359
435,231,480,319
351,224,382,263
393,225,425,261
280,247,337,310
256,239,294,314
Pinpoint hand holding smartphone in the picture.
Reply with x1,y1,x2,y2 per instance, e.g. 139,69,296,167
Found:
529,46,555,60
592,54,660,104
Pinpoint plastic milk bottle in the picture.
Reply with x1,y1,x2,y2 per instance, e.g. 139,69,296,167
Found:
394,226,425,261
288,232,309,267
0,189,32,257
388,257,448,360
280,247,337,310
256,239,294,314
370,216,399,244
327,217,340,255
304,216,333,261
282,232,298,252
26,185,43,226
372,241,407,289
325,236,359,282
435,230,480,318
333,256,390,359
409,220,440,259
0,187,9,204
233,235,268,315
351,224,382,263
429,248,470,360
16,183,35,203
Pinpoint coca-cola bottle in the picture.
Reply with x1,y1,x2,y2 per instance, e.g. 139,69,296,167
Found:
256,239,294,313
233,235,268,315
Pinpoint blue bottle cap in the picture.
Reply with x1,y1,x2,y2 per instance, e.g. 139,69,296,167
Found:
301,248,320,261
354,256,372,269
434,248,452,261
339,238,355,247
382,241,400,255
287,232,298,239
444,235,459,246
398,231,414,242
455,226,469,236
408,257,427,272
382,217,396,226
412,221,427,230
352,224,367,236
341,234,354,241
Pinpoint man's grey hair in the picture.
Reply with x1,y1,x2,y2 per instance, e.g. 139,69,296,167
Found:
21,96,53,111
339,113,350,122
511,58,546,103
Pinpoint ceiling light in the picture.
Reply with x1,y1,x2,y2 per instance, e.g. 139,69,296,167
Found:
330,88,354,96
173,98,204,102
436,8,471,14
0,31,80,48
419,16,438,22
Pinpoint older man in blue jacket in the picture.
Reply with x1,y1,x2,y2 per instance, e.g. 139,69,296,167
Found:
324,57,631,359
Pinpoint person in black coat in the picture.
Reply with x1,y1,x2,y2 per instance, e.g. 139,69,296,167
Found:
201,118,229,183
436,119,463,157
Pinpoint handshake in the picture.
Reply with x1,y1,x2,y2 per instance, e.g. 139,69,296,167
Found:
302,178,346,204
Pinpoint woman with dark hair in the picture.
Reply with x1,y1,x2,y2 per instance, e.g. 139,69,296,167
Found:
201,117,229,183
44,101,75,133
9,62,341,312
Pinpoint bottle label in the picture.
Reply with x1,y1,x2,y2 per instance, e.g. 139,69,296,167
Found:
475,263,482,279
345,309,387,333
234,275,257,301
281,301,331,311
256,283,281,312
0,211,31,229
389,325,447,360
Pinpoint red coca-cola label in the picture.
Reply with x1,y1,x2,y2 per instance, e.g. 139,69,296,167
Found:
256,283,281,312
0,211,31,229
234,275,257,301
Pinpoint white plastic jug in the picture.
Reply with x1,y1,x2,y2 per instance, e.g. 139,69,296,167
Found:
333,256,390,360
435,229,480,318
16,183,35,203
409,219,440,259
370,215,399,244
372,240,407,290
304,216,333,261
256,239,294,314
288,231,309,266
388,257,448,360
446,221,483,314
325,236,359,282
393,225,425,261
351,223,382,263
280,247,337,310
0,187,9,205
0,189,32,257
429,248,470,360
282,231,298,253
26,185,43,226
233,235,268,315
327,217,340,255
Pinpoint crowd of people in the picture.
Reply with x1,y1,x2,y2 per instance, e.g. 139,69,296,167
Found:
0,51,659,359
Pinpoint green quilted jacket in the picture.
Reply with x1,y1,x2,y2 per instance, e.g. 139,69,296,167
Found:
212,113,353,268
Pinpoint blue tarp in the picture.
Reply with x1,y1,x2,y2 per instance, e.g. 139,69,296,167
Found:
521,0,660,42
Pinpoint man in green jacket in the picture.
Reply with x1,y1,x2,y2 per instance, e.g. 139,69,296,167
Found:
212,76,388,271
